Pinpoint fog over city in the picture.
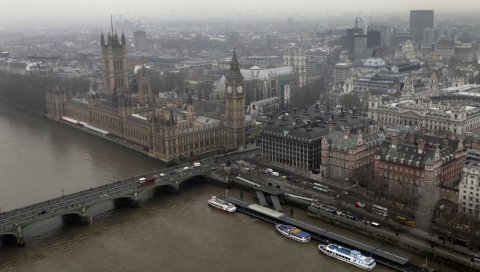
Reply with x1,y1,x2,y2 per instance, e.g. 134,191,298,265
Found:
2,0,479,28
1,0,480,271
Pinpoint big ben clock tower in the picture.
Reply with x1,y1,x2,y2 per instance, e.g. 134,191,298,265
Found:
225,49,246,150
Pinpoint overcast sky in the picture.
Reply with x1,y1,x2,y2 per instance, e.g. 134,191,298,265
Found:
2,0,478,28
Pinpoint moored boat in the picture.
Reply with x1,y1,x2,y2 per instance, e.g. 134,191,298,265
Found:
318,244,376,270
208,196,236,212
275,224,311,242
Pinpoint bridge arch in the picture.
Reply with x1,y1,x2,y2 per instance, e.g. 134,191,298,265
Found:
176,174,208,187
113,195,140,208
0,232,19,245
62,211,90,225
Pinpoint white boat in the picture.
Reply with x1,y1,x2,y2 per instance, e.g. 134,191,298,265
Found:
208,196,236,212
275,224,311,243
318,244,376,270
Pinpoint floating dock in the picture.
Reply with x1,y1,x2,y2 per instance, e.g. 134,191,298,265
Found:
226,197,426,272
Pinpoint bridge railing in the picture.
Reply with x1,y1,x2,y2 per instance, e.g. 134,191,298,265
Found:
0,148,259,226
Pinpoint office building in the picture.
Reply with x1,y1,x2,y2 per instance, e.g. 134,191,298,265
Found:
367,30,381,49
133,30,147,52
410,10,434,41
459,162,480,218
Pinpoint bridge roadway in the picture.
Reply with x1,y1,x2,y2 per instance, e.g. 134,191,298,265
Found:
0,147,259,246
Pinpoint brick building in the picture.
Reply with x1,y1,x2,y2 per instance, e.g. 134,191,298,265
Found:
321,127,383,181
260,104,374,172
374,132,465,189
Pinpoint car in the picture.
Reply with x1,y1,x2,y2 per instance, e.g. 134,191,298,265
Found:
183,166,190,171
355,201,366,208
370,222,381,228
159,173,166,177
344,212,357,221
39,210,47,215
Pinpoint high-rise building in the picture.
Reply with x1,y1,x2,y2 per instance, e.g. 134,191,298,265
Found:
368,22,392,48
346,27,363,53
133,30,147,52
367,30,381,49
410,10,434,42
101,21,128,95
353,33,369,60
225,50,246,150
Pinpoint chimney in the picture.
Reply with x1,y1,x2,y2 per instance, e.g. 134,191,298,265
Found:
419,127,425,135
328,122,335,133
408,132,415,144
418,139,425,154
344,126,351,139
443,138,449,149
391,133,399,147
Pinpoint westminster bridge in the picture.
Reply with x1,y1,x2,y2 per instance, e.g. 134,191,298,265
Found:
0,148,259,246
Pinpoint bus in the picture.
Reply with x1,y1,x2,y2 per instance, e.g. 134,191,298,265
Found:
473,254,480,263
313,186,329,192
395,216,416,227
313,183,329,190
448,233,471,247
371,204,389,217
138,176,156,187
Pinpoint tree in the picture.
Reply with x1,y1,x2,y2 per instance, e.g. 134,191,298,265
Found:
349,166,373,187
289,77,326,109
368,175,386,197
338,93,362,111
0,71,89,112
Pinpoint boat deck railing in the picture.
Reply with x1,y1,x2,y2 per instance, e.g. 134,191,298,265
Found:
226,197,424,272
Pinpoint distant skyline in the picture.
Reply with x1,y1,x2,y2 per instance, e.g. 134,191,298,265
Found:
2,0,479,29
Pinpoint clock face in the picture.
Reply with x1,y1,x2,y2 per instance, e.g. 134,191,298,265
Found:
237,86,243,94
227,86,232,94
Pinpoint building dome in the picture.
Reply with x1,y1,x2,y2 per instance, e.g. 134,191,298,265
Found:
363,57,386,68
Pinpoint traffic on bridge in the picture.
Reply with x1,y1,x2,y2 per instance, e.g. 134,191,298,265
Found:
0,147,259,246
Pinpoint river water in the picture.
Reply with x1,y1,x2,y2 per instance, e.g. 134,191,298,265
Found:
0,103,453,272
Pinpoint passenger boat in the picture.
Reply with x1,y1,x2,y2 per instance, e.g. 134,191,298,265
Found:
318,244,376,270
275,224,311,242
207,196,236,212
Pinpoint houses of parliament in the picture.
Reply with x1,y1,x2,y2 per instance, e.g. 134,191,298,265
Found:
46,27,246,162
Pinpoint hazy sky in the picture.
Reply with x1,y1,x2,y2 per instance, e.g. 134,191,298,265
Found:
2,0,478,27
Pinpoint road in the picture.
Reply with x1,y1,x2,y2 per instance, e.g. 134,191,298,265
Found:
0,147,260,233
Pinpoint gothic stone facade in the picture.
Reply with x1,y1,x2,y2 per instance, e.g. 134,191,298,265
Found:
46,30,245,162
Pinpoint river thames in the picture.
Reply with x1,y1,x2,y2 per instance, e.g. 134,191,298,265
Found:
0,103,453,272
